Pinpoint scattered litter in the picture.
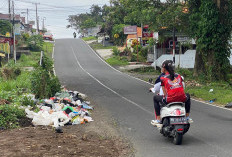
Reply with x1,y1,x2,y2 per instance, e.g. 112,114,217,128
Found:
209,89,214,93
209,98,216,103
225,102,232,108
25,89,94,132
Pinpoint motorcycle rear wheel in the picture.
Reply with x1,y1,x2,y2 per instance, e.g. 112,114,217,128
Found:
173,132,183,145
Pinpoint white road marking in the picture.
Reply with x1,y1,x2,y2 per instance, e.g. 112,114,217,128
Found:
71,46,153,115
82,40,232,112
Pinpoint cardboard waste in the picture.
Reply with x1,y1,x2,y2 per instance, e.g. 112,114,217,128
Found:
25,89,94,131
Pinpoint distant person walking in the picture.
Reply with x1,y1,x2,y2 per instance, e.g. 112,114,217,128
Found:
73,32,76,38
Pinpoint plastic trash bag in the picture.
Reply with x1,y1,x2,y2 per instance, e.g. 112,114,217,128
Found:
25,109,69,127
84,116,94,122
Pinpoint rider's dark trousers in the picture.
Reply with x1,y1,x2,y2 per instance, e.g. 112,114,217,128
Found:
153,93,191,116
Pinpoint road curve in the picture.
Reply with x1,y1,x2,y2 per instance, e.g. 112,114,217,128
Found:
54,39,232,157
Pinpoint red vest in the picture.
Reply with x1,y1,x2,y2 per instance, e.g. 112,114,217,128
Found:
160,73,186,103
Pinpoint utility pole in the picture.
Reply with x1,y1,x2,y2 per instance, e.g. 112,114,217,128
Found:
172,0,176,64
12,0,16,63
8,0,11,62
42,17,46,31
8,0,11,20
35,3,40,34
27,8,29,24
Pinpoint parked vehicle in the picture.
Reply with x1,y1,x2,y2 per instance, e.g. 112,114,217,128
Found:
43,32,53,41
154,101,190,145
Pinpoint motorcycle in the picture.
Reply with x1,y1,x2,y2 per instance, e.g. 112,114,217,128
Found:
154,101,190,145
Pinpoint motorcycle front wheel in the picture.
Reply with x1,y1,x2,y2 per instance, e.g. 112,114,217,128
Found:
173,132,183,145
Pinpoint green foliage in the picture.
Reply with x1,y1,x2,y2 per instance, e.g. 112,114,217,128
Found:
82,36,97,41
112,24,127,45
20,95,35,107
22,33,30,42
28,35,44,51
186,82,232,105
112,47,120,56
89,42,116,50
0,105,26,129
81,19,96,29
0,20,12,35
0,67,21,80
106,56,129,66
176,68,193,79
189,0,232,80
49,76,61,97
129,67,159,75
31,55,60,99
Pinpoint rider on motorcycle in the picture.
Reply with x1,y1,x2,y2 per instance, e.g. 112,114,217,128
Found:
151,60,192,126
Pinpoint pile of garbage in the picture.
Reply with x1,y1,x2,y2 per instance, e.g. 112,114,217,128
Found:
25,89,94,132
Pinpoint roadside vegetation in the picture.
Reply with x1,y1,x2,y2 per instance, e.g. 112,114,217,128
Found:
82,36,97,41
89,42,116,50
0,34,60,129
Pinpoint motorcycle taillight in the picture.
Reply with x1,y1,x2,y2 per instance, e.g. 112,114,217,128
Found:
175,109,181,116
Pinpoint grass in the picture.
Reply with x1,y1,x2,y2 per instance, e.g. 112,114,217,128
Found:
106,56,129,66
43,42,54,58
185,82,232,105
128,67,160,75
15,42,54,67
0,71,31,91
90,42,116,50
82,36,97,41
174,69,232,105
16,52,41,67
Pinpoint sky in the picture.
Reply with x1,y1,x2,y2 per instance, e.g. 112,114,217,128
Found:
0,0,110,38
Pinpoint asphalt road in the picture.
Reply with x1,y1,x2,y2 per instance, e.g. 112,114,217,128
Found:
54,39,232,157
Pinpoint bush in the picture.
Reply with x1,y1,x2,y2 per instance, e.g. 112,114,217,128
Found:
0,67,21,80
22,33,30,42
176,68,193,79
28,35,44,51
113,47,120,56
0,105,26,129
140,47,148,58
49,76,61,97
20,95,36,107
31,55,61,99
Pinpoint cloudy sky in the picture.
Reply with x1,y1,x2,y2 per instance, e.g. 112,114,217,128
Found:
0,0,110,38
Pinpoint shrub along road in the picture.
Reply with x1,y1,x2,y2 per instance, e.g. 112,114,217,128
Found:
54,39,232,157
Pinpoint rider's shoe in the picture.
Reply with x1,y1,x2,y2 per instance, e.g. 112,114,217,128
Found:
151,120,162,129
187,117,193,123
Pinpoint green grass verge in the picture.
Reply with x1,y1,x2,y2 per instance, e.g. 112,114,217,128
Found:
15,42,54,67
128,67,160,75
90,42,116,50
0,71,31,91
175,69,232,105
106,56,129,66
43,42,54,58
185,82,232,105
82,36,97,41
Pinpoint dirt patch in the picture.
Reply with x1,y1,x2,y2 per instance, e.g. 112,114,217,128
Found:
0,100,134,157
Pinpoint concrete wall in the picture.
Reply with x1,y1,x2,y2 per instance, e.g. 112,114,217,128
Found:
152,49,232,69
152,50,196,68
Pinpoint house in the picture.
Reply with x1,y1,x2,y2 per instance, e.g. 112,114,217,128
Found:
126,27,142,49
151,29,196,68
83,25,101,37
0,13,32,35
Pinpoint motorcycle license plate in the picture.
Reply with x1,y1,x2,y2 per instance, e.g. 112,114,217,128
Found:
170,117,188,124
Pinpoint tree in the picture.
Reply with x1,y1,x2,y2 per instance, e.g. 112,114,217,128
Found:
188,0,232,80
90,5,102,24
0,20,12,35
